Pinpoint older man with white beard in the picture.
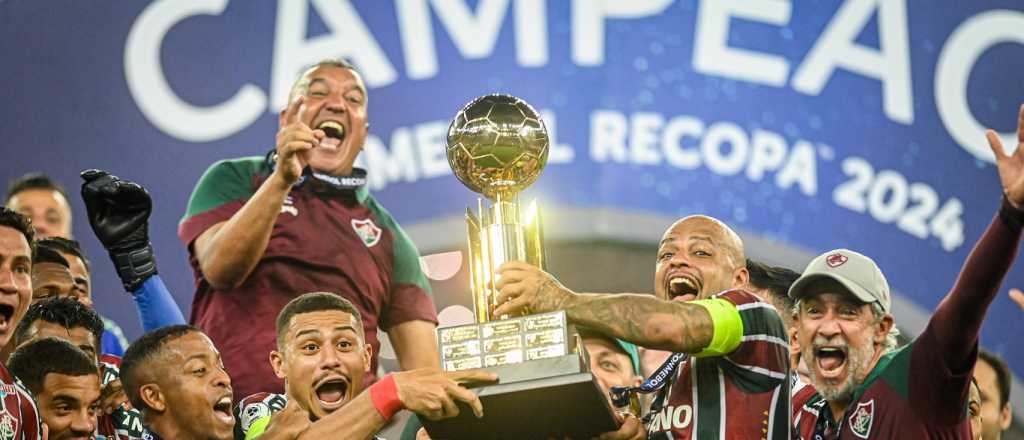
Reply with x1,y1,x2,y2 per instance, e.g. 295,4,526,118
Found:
789,104,1024,439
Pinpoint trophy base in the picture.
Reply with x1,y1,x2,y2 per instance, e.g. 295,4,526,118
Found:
421,354,619,439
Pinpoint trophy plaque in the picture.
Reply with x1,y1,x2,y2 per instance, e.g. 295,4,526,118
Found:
422,95,617,439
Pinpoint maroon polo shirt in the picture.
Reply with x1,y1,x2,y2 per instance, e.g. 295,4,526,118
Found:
179,157,437,399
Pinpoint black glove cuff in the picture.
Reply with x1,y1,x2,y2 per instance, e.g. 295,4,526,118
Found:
999,195,1024,233
111,243,158,292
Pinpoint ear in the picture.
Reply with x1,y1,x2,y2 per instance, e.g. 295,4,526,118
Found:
732,266,749,289
999,402,1012,430
139,383,165,412
270,350,287,380
873,314,895,346
788,327,800,356
362,342,373,374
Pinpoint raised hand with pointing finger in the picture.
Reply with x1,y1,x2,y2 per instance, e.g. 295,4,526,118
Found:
273,95,324,188
987,104,1024,208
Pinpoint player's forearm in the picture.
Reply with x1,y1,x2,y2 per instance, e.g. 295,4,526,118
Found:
296,392,386,440
389,320,441,370
563,293,714,353
131,274,186,331
196,173,291,288
932,196,1023,368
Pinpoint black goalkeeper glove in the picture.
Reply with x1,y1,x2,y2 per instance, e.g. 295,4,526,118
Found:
80,169,157,291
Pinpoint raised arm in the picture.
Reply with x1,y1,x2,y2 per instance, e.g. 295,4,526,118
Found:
81,170,185,329
493,262,715,353
930,104,1024,371
194,97,324,289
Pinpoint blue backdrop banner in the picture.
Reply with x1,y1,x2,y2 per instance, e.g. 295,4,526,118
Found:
2,0,1023,407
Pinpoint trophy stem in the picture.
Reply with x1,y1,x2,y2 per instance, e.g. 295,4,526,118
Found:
486,193,526,320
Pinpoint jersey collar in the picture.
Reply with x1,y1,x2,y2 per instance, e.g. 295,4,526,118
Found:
264,149,371,204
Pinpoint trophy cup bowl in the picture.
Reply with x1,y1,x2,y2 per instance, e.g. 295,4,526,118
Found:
423,95,618,439
446,94,549,200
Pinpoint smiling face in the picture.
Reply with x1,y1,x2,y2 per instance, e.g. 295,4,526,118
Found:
0,226,32,346
796,284,892,405
271,310,370,421
7,188,71,239
150,332,235,440
37,372,100,440
654,216,747,302
286,65,369,176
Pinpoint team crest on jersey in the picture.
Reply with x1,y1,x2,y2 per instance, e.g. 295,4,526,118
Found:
850,399,874,438
0,409,17,440
352,218,382,247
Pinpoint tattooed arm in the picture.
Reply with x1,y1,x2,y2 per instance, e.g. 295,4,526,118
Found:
494,262,714,353
564,292,714,352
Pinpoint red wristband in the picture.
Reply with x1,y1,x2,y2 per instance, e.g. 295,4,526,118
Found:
369,374,403,421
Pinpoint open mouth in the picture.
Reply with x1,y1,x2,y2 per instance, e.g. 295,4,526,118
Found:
813,346,848,378
211,395,234,424
0,304,14,331
315,378,350,410
317,121,346,151
667,276,699,302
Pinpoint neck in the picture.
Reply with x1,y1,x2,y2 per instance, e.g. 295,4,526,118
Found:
827,399,849,421
312,165,353,177
147,414,199,440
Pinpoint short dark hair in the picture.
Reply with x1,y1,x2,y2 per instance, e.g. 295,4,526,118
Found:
8,337,98,395
33,243,69,268
121,325,201,410
276,292,363,348
37,237,90,272
978,349,1012,409
5,173,70,205
14,297,104,349
0,207,35,260
746,258,800,311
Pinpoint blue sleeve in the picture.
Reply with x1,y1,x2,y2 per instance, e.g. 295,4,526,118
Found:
131,274,186,331
101,327,125,357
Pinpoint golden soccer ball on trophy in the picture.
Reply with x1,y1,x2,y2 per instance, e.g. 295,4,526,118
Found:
446,94,549,200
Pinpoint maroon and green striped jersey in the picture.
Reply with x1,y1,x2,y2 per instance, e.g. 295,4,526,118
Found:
793,199,1024,439
0,363,43,440
793,331,973,439
97,355,145,439
179,157,437,399
646,289,792,439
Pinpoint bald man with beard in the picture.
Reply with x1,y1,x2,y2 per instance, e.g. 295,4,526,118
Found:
493,215,792,439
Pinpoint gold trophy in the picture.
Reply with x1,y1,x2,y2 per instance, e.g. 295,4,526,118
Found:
423,95,617,439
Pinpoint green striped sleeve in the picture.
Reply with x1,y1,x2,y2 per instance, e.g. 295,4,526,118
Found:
364,197,431,293
182,156,265,222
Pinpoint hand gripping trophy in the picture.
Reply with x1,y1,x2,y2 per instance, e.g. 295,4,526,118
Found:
423,95,617,439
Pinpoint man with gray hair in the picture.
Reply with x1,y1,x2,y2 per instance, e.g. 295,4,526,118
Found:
790,104,1024,438
179,59,439,399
